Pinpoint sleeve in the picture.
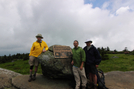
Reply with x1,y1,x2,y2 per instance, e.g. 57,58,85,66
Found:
81,49,86,62
44,42,49,51
29,43,35,56
94,48,101,65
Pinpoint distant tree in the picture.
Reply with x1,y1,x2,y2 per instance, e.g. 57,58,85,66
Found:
123,47,130,54
7,54,12,62
123,47,128,52
0,56,2,63
132,50,134,55
114,49,117,52
97,47,109,60
1,56,5,63
101,47,104,51
16,53,21,59
106,46,110,51
23,53,29,60
3,55,7,60
97,47,101,52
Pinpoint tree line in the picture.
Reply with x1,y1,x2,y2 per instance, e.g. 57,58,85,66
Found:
97,46,134,60
0,46,133,63
0,53,29,63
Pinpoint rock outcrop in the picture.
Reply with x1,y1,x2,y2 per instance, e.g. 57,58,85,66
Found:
105,71,134,89
12,74,74,89
38,45,73,78
0,68,21,89
1,67,134,89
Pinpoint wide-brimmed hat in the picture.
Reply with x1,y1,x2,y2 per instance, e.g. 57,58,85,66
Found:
36,34,43,39
85,39,92,43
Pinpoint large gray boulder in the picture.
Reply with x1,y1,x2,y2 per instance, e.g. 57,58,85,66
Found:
38,45,73,79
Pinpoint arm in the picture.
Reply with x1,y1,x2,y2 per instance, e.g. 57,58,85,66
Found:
80,49,86,70
43,42,49,52
71,60,74,65
94,48,101,66
80,61,84,70
81,49,86,62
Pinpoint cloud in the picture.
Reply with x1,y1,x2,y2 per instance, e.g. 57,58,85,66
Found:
102,2,110,9
116,6,130,15
0,0,134,55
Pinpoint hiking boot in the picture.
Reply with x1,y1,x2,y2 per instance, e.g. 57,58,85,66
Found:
87,81,94,89
75,86,80,89
94,84,98,89
28,76,32,82
82,86,86,89
32,74,36,81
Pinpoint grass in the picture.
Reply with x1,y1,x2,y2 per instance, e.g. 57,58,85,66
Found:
0,59,42,74
0,54,134,74
98,54,134,72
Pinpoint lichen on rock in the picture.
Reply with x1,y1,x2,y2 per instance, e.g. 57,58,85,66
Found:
38,45,73,79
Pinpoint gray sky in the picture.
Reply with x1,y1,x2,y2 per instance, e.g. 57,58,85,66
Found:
0,0,134,56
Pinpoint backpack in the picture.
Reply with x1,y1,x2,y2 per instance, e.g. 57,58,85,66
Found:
97,69,108,89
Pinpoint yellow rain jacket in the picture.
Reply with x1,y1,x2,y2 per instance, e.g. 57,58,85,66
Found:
29,40,48,57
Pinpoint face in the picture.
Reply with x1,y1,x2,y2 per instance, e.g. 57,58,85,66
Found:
86,42,91,46
73,41,78,47
37,37,42,41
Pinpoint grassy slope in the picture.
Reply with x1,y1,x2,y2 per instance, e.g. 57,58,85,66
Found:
98,54,134,72
0,54,134,74
0,60,42,74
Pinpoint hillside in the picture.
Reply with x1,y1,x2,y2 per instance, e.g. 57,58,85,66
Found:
0,54,134,74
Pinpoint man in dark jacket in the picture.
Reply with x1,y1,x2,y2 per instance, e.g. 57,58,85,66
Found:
83,39,101,89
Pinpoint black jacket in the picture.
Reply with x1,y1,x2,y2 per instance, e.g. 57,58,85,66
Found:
83,45,101,65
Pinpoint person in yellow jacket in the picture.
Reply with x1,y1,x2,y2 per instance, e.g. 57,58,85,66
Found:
28,34,48,82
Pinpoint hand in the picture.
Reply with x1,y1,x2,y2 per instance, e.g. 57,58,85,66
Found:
80,66,83,70
42,50,46,52
96,65,98,68
71,61,74,65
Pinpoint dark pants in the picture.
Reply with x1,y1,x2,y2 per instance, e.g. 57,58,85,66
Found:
85,64,97,78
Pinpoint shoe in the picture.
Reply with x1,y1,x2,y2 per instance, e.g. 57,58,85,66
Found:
82,86,86,89
87,81,94,89
32,74,36,81
75,86,80,89
28,76,32,82
94,84,98,89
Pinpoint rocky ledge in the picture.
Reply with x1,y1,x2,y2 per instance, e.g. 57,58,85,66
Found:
0,68,134,89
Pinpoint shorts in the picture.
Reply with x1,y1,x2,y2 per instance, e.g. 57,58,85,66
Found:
29,56,39,66
85,64,97,75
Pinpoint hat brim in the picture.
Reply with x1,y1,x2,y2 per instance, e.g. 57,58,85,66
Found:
36,36,43,39
85,41,92,43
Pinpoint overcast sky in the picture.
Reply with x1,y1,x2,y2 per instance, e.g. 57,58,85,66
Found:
0,0,134,56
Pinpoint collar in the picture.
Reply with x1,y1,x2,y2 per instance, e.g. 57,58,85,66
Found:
37,40,42,43
74,46,80,49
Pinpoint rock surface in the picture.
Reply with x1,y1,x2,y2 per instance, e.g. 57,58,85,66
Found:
38,45,73,78
0,68,22,78
0,74,12,89
1,67,134,89
12,74,74,89
0,68,21,89
105,71,134,89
